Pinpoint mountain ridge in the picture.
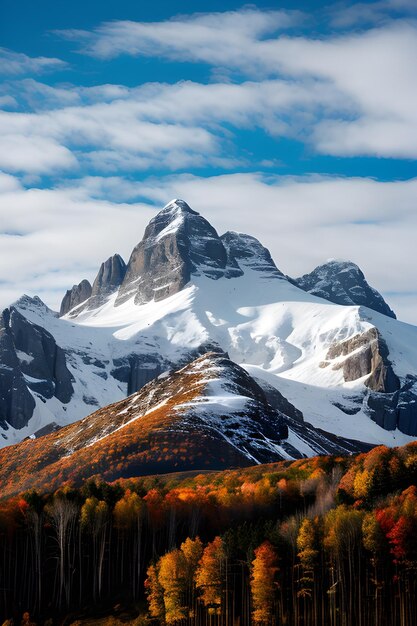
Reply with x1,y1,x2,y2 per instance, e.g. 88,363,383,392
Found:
0,199,415,459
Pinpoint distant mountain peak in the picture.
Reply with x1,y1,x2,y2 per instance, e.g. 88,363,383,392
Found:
13,294,53,315
60,279,92,317
295,259,396,319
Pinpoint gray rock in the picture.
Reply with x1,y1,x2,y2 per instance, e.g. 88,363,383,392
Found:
0,305,74,430
116,199,231,306
294,260,396,318
366,379,417,436
9,308,74,403
221,231,284,278
111,353,165,395
89,253,126,308
0,309,35,429
367,392,399,431
253,376,304,422
326,328,400,393
326,330,417,435
60,279,92,316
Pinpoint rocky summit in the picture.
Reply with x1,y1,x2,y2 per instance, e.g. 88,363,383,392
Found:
0,199,416,463
295,259,396,318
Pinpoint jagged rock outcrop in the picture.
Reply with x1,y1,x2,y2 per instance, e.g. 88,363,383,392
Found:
92,253,126,297
116,199,235,306
111,353,166,395
295,260,396,318
60,279,92,316
326,328,400,393
222,231,284,278
0,304,74,429
0,309,35,430
87,253,127,309
324,328,417,435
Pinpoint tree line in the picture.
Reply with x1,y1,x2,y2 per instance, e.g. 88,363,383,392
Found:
1,442,417,624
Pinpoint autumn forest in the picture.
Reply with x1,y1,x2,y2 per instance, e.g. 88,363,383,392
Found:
2,442,417,625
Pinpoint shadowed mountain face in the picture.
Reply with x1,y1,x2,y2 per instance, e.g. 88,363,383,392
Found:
0,199,416,457
295,260,396,319
0,301,73,430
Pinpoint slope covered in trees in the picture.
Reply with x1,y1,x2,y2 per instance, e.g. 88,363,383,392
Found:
1,442,417,624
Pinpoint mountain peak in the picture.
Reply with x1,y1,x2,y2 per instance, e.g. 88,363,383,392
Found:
116,200,230,306
59,279,92,317
12,294,53,315
162,198,198,215
90,253,127,303
222,231,284,278
295,259,396,318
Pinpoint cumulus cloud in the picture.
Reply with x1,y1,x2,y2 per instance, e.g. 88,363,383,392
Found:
0,172,416,324
0,92,226,175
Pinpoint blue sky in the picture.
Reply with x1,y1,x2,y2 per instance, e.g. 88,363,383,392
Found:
0,0,416,322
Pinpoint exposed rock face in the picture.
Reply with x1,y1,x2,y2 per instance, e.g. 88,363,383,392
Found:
295,260,396,318
0,309,35,430
92,253,126,296
0,305,74,429
326,328,400,393
111,353,165,395
116,200,233,306
60,279,92,316
222,231,284,278
324,328,417,435
88,254,127,308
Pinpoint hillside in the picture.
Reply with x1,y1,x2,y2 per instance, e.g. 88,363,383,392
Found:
0,352,370,499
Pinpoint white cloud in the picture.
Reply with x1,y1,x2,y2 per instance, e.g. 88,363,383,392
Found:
0,76,344,175
0,135,77,174
0,47,66,76
0,93,225,175
3,15,417,175
58,11,417,159
0,172,416,324
59,8,301,60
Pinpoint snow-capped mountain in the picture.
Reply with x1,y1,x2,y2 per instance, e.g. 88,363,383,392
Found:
0,199,416,459
0,352,372,498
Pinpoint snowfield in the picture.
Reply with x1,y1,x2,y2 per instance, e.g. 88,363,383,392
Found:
9,260,417,451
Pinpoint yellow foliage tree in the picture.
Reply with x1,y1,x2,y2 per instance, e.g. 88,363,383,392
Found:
195,536,225,615
250,540,278,624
